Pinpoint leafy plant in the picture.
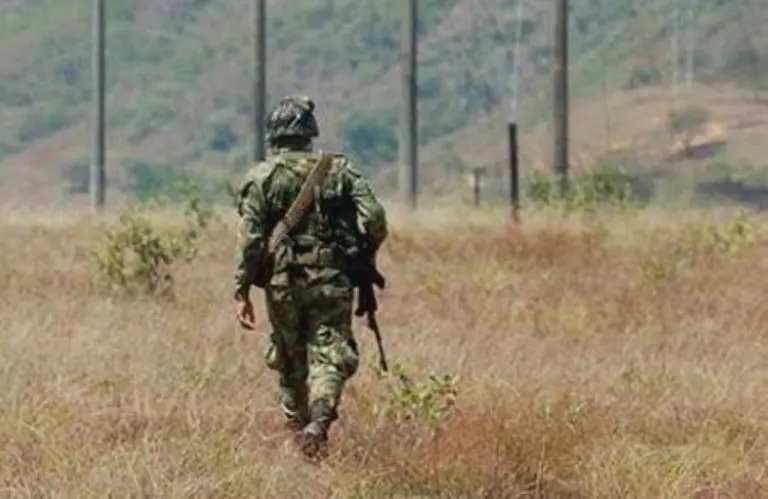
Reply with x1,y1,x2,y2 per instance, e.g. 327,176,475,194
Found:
371,363,460,441
123,158,195,201
92,183,213,297
525,171,559,205
639,209,758,287
525,161,644,211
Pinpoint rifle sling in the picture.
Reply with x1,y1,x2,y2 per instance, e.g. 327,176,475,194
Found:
265,152,333,256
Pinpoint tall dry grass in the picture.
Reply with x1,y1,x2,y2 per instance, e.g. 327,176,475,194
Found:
1,205,767,498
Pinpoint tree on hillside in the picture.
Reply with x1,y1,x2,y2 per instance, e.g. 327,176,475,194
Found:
667,105,711,158
339,110,398,169
724,36,768,104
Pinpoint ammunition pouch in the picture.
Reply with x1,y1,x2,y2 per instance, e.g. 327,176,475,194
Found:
250,244,274,289
251,240,346,289
292,245,338,268
251,254,273,289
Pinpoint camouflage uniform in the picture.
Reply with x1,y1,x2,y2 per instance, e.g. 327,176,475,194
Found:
233,95,388,458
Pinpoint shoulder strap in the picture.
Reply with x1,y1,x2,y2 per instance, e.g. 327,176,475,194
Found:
266,151,334,255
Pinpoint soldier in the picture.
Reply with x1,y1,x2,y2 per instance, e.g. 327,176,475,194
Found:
233,95,388,459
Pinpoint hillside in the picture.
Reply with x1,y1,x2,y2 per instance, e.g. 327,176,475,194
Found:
0,0,767,206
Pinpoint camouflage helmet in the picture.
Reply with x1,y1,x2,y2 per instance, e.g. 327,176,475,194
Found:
265,94,319,142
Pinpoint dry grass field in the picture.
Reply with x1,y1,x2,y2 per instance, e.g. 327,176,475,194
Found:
1,203,768,497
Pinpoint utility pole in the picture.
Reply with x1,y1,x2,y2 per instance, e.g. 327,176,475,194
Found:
671,0,680,91
684,0,698,89
509,0,524,222
252,0,266,163
399,0,418,210
510,0,525,117
553,0,569,196
90,0,106,212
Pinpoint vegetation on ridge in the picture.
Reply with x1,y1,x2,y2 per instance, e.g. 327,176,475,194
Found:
0,0,767,206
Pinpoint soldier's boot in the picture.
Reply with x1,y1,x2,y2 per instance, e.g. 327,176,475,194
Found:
296,401,335,461
280,403,308,433
296,421,329,461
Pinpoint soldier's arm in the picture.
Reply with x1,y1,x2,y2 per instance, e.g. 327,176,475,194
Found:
340,157,388,250
233,172,269,301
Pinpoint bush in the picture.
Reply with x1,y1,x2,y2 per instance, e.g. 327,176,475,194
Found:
623,67,663,90
525,161,648,211
340,109,398,169
370,363,460,442
123,158,195,201
125,102,176,143
525,171,559,205
62,156,90,194
16,109,70,143
205,121,240,152
92,183,213,297
667,105,711,157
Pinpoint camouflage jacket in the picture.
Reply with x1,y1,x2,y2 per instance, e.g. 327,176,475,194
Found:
233,148,388,300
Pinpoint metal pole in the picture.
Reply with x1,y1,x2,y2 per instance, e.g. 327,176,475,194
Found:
399,0,418,209
685,0,697,89
253,0,266,163
90,0,106,211
510,0,525,117
553,0,569,196
671,0,679,91
508,122,520,221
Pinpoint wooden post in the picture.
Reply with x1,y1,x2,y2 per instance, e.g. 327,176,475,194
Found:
508,122,520,221
464,166,488,208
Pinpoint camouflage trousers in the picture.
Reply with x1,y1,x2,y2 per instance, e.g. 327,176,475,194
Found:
263,272,360,428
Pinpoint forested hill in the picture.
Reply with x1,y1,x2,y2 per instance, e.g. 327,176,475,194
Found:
0,0,767,205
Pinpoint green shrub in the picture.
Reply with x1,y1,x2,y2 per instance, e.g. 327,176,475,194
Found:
92,183,213,297
340,108,398,169
124,158,194,201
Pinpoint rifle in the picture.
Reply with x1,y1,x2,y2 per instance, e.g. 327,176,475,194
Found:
352,240,389,373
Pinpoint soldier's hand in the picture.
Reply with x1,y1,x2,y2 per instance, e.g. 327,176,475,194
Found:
235,299,256,330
